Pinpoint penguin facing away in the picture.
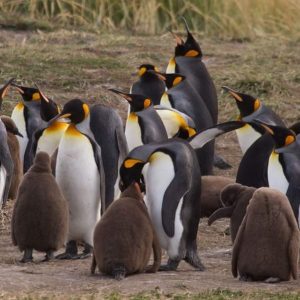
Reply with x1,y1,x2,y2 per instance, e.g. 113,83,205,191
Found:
91,182,161,280
0,116,23,200
167,18,218,125
119,139,204,271
52,99,105,259
208,183,256,243
232,187,299,282
130,64,166,105
11,152,69,262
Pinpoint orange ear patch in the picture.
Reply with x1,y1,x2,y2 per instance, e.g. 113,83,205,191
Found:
173,76,182,86
285,135,295,146
82,103,90,118
32,92,41,101
254,99,260,111
124,159,142,168
144,99,151,108
185,50,199,57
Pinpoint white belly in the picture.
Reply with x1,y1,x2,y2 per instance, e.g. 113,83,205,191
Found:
156,110,180,138
125,116,142,151
236,124,261,154
56,128,101,246
268,152,289,194
11,103,28,166
0,166,7,205
145,152,184,258
37,122,69,157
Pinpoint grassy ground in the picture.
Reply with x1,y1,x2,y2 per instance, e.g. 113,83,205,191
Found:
0,29,299,299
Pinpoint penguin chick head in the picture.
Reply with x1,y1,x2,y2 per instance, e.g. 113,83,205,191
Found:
258,123,297,153
173,17,202,58
11,83,41,102
222,86,261,119
31,151,51,173
109,89,153,113
52,99,89,124
137,64,159,77
0,116,23,137
119,158,146,192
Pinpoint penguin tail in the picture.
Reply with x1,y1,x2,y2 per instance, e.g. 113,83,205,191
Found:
112,264,126,280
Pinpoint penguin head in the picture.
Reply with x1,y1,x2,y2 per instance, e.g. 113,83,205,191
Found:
162,73,186,89
36,85,61,122
51,99,89,124
109,89,153,113
31,151,51,173
12,83,41,102
0,116,23,137
222,86,261,118
173,17,202,58
137,64,159,77
119,158,146,192
0,78,14,109
258,123,297,153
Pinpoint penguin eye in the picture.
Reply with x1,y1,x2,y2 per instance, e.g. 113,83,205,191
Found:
32,92,41,101
254,99,260,111
143,99,151,108
138,67,147,77
185,50,199,57
173,77,182,86
285,135,295,146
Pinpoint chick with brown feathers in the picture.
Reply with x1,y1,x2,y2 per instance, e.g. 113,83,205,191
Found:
1,116,23,200
11,151,69,262
232,187,299,283
91,182,161,280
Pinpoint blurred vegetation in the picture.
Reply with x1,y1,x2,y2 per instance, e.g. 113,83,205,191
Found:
0,0,300,39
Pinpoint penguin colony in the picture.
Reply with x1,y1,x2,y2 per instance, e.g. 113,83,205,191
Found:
0,18,299,283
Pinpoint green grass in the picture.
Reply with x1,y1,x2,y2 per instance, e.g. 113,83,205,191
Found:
1,0,300,39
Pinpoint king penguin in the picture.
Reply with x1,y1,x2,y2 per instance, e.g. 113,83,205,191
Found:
166,17,218,125
130,64,166,105
11,83,46,173
53,99,105,259
109,89,196,151
0,79,14,206
222,86,285,154
119,139,205,271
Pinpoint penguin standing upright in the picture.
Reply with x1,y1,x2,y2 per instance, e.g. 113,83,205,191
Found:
161,73,214,174
11,83,46,172
0,79,14,205
119,139,204,271
130,64,166,105
166,18,218,124
109,90,196,152
53,99,105,259
0,116,23,200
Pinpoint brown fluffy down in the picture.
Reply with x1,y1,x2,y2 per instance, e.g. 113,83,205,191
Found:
232,187,300,282
1,116,22,200
91,183,161,278
11,151,69,252
200,176,234,217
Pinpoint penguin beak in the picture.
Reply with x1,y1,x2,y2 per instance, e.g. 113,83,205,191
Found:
34,83,49,103
108,88,132,103
48,112,71,126
147,70,166,81
15,130,23,138
169,30,184,45
222,86,243,102
11,83,25,94
0,78,15,100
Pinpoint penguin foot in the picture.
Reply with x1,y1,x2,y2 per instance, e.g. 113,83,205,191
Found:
158,259,180,271
265,277,281,284
55,240,78,260
112,264,126,280
42,250,54,262
77,243,93,259
239,274,253,282
213,154,232,170
77,252,92,259
20,249,33,263
185,251,205,271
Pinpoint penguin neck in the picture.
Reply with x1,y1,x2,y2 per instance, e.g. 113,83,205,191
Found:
46,120,69,132
75,114,96,140
160,92,172,108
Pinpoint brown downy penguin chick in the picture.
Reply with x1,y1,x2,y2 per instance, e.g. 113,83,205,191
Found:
232,187,299,283
200,176,234,217
91,182,161,280
208,183,256,242
0,116,23,199
11,151,69,262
